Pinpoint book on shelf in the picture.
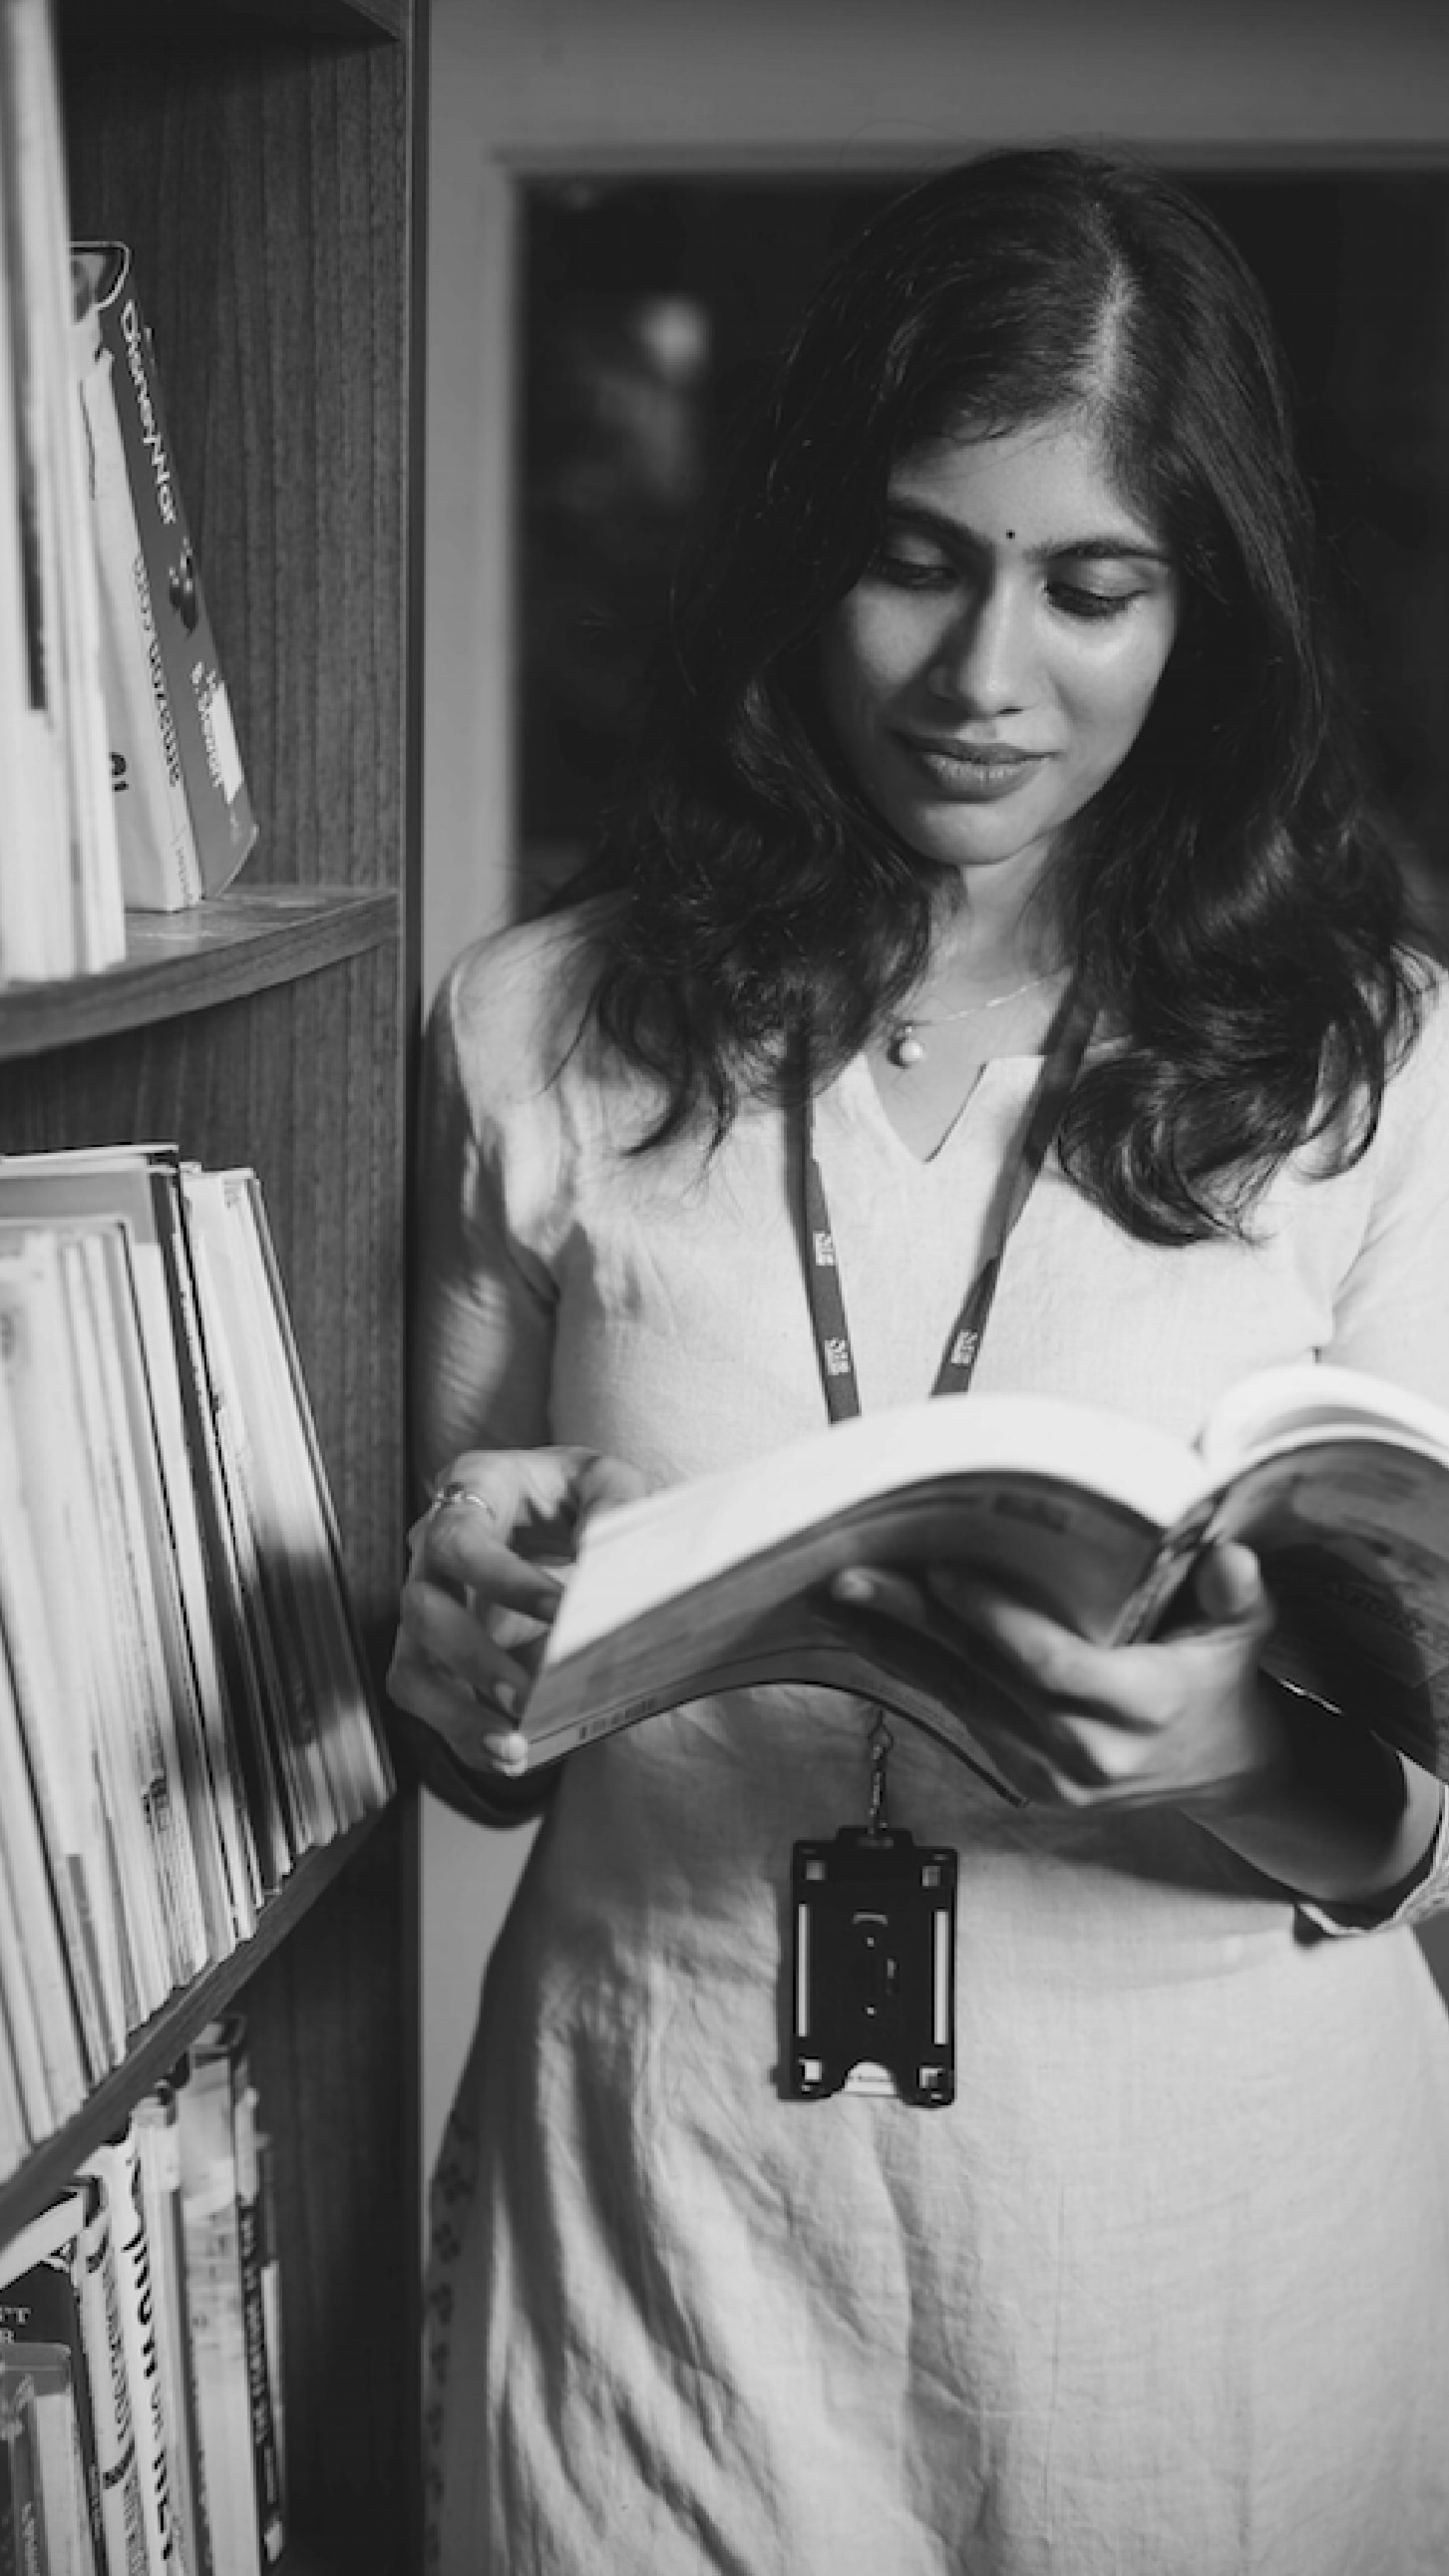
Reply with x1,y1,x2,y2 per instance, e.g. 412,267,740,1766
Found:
0,1144,393,2184
132,2085,204,2576
69,2164,147,2576
0,2026,287,2576
71,241,257,916
0,0,124,986
516,1362,1449,1792
179,2019,284,2576
0,2183,102,2576
81,2127,181,2576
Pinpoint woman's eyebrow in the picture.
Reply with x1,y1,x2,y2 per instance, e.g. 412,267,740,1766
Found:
883,499,1172,566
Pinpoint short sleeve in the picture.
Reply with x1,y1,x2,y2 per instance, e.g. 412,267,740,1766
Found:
410,932,573,1492
397,930,583,1823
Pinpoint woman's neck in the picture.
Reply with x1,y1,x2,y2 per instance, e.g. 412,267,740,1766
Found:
913,871,1065,1015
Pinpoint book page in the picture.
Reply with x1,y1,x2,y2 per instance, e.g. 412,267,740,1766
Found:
1202,1361,1449,1476
541,1391,1201,1670
525,1415,1192,1764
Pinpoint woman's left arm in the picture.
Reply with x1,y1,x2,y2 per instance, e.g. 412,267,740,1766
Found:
833,980,1449,1911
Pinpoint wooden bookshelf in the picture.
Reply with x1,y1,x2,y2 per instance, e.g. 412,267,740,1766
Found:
0,2,425,2566
0,885,399,1059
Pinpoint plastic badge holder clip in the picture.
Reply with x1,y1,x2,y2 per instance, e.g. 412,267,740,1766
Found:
790,1826,956,2108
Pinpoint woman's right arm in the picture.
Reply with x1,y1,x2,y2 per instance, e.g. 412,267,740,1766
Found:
385,946,640,1818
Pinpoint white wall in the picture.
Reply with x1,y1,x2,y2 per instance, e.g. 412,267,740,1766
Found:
420,0,1449,2185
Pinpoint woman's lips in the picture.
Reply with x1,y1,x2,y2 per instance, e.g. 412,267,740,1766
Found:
898,736,1048,796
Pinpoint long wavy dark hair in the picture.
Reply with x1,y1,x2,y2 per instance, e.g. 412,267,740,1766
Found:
563,145,1425,1242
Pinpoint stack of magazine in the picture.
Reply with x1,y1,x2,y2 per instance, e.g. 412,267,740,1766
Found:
0,0,257,988
0,2015,287,2576
0,1145,394,2180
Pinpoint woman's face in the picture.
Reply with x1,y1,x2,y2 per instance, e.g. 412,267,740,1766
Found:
818,414,1181,894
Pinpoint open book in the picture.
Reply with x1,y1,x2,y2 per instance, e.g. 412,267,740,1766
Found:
517,1364,1449,1790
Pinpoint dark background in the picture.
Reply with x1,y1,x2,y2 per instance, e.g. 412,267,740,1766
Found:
520,172,1449,945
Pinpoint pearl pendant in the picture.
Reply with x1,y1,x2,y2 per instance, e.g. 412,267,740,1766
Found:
889,1027,924,1068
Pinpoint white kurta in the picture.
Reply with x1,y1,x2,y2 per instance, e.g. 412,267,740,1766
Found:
418,912,1449,2576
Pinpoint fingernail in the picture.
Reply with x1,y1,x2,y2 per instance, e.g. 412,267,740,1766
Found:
485,1728,529,1775
833,1569,878,1606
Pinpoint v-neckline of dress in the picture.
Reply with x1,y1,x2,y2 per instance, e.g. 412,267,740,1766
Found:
845,1048,1051,1170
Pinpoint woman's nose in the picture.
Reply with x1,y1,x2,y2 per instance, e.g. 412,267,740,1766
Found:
926,582,1033,715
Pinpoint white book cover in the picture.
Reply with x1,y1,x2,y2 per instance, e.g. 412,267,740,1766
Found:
0,0,123,971
58,1227,212,1984
0,1250,123,2076
0,10,57,984
73,2166,149,2576
0,1153,266,1929
85,2127,181,2576
0,1621,86,2138
0,1227,170,2030
179,2028,260,2576
72,257,200,913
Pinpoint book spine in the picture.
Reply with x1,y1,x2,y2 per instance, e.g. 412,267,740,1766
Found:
99,2136,181,2576
136,2087,211,2576
72,268,200,914
179,2025,260,2576
230,2077,282,2567
74,2183,148,2576
0,2362,46,2576
82,246,255,901
242,1177,394,1813
0,2249,104,2576
153,1164,298,1892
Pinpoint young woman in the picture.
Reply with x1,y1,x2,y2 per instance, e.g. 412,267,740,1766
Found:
391,148,1449,2574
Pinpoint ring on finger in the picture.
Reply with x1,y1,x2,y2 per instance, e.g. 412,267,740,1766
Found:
429,1479,497,1525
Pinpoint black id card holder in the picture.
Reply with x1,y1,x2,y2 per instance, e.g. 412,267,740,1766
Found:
790,1826,957,2108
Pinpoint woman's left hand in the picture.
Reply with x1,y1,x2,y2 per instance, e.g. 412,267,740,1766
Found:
831,1539,1443,1906
833,1539,1287,1817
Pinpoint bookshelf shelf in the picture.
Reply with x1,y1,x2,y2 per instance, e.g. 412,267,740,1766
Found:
0,885,400,1061
57,0,404,44
0,1814,384,2245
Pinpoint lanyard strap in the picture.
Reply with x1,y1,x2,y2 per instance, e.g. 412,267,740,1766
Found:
800,977,1095,1423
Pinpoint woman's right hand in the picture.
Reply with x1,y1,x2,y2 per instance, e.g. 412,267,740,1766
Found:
387,1446,647,1777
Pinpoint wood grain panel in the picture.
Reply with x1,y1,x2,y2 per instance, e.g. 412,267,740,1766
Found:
243,1804,417,2564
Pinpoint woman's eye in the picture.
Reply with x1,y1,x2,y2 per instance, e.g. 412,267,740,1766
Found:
869,547,954,589
1050,582,1141,621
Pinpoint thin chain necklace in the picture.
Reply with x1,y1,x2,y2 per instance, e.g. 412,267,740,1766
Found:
886,968,1059,1067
